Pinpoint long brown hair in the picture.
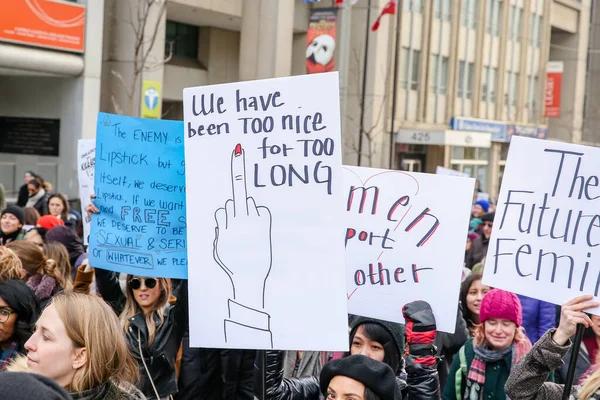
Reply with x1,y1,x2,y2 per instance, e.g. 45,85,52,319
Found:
51,292,138,392
47,193,70,220
43,241,73,291
6,241,61,284
119,276,172,347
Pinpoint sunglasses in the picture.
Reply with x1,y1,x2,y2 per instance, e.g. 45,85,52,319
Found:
129,277,157,290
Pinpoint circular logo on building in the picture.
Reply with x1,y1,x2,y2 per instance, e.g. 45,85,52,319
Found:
465,135,473,144
144,87,160,110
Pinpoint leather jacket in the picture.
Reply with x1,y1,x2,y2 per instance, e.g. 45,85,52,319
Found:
95,269,187,399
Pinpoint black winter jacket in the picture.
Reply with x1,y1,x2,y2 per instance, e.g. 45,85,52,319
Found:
95,269,187,399
256,350,437,400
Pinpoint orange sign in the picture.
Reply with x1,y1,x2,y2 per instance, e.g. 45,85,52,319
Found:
0,0,85,53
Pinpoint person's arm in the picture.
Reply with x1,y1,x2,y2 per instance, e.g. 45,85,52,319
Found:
506,295,599,400
73,262,93,294
255,351,321,400
465,245,475,270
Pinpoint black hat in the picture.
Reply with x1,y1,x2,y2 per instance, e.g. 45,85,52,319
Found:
481,212,495,223
0,372,70,399
349,316,405,359
320,355,398,400
1,205,25,225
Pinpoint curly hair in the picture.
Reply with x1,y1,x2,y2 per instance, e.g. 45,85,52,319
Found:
0,247,24,280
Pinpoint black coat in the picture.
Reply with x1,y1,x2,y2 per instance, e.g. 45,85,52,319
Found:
465,236,489,270
256,350,437,400
17,184,28,207
95,268,187,399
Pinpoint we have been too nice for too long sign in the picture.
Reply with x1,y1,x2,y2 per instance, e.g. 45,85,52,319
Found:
484,136,600,315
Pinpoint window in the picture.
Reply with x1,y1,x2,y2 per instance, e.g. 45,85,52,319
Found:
440,57,449,94
486,0,493,34
462,0,478,29
492,0,502,36
466,62,474,99
532,77,538,110
481,66,489,102
411,50,421,90
489,68,497,103
404,0,423,13
536,15,543,47
504,71,511,105
512,72,520,106
509,6,522,40
165,21,199,59
400,48,409,89
434,0,451,20
430,55,438,93
458,61,465,97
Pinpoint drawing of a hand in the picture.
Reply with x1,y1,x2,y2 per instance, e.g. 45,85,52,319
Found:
214,144,273,310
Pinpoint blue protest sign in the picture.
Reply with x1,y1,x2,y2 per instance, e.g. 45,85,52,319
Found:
89,113,187,279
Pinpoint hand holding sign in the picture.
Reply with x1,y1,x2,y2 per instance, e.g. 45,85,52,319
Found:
213,144,273,310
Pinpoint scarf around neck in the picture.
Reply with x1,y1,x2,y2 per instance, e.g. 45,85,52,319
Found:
26,188,45,208
466,339,531,400
0,342,19,371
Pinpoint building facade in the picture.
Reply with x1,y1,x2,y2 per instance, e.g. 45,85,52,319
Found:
0,0,592,205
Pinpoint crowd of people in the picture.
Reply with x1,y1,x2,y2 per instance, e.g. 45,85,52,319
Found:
0,171,599,400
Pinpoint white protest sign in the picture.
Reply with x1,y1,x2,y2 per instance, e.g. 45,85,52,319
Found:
436,166,470,178
344,166,474,332
483,136,600,314
77,139,95,245
183,72,348,350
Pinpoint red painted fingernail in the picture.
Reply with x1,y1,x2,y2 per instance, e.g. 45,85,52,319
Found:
234,143,242,155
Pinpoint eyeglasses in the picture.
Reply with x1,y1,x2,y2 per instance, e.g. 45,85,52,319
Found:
483,222,493,228
0,309,15,323
129,277,157,290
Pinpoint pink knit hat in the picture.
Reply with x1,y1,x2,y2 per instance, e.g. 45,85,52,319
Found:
479,289,522,326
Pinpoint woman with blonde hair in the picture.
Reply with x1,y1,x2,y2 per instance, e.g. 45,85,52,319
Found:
443,289,532,400
94,269,187,400
9,292,144,399
505,295,600,399
0,246,24,280
6,241,63,307
44,241,73,292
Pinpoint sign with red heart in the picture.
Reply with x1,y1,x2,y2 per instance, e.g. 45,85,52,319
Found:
344,166,475,333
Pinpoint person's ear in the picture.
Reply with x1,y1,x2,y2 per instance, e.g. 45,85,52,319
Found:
72,347,87,370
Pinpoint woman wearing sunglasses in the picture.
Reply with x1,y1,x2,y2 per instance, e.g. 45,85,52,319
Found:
85,198,188,399
92,267,187,400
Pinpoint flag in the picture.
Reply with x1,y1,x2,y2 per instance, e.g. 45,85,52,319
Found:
335,0,360,5
371,0,396,31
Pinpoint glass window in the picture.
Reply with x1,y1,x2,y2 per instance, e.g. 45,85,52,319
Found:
165,20,199,59
469,0,478,29
515,8,523,39
411,50,421,90
429,55,438,93
481,66,489,102
486,0,493,34
532,76,538,110
461,0,468,27
466,62,474,99
504,71,511,105
434,0,442,18
493,0,502,36
440,57,449,95
458,61,465,98
442,0,451,20
512,72,520,106
404,0,422,13
490,68,497,103
400,48,409,89
452,146,465,159
536,15,543,47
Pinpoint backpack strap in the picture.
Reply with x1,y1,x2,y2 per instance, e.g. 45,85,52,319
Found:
455,346,468,400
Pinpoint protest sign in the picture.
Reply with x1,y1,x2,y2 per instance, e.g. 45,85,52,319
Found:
77,139,95,245
88,113,187,279
344,166,474,333
183,72,348,350
483,136,600,315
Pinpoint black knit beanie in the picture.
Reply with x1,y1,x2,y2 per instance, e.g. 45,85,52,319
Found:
1,205,25,225
349,315,405,359
0,372,70,399
320,355,398,400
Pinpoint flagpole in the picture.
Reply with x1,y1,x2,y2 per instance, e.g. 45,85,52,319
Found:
389,0,401,169
357,0,372,167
